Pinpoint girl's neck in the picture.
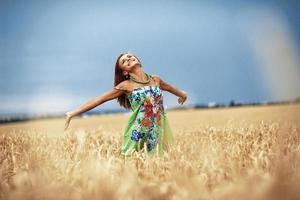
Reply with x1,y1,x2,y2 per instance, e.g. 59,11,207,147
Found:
129,67,147,81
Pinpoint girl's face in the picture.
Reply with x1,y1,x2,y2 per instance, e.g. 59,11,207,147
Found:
118,53,141,73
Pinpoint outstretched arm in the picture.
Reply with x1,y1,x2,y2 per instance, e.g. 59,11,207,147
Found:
153,75,188,105
64,87,124,130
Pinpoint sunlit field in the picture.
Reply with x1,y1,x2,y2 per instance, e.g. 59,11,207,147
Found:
0,103,299,200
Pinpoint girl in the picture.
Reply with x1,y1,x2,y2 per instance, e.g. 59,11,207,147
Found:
64,52,187,158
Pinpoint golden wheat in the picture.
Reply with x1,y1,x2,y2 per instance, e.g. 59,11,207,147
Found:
0,106,300,200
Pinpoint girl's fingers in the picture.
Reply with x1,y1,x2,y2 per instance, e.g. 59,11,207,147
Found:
64,122,68,131
64,117,71,131
178,98,184,105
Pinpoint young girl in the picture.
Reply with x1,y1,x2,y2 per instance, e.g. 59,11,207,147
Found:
64,52,187,159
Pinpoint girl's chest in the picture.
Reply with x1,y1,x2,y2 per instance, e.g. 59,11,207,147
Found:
128,86,163,104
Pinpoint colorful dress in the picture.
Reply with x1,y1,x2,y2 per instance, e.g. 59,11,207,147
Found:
121,84,174,159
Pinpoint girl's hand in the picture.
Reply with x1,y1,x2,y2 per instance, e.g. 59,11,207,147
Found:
64,112,73,131
178,91,187,105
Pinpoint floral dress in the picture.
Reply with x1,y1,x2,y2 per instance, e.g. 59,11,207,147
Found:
121,84,174,159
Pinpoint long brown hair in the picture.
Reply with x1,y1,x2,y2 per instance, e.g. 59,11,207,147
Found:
114,52,142,110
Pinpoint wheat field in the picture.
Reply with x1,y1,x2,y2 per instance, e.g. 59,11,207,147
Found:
0,103,300,200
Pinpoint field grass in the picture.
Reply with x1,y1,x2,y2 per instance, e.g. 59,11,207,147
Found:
0,103,300,200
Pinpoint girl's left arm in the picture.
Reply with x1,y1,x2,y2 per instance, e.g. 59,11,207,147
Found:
153,75,188,105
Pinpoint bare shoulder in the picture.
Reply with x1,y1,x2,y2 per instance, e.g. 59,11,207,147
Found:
151,74,161,85
113,80,131,92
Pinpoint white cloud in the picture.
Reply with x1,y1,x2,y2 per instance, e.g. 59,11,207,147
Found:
0,89,81,116
240,7,300,101
27,92,75,115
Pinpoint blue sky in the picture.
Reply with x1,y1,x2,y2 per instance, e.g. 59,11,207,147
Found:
0,0,300,115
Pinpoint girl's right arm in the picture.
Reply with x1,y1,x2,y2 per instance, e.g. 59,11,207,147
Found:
64,84,126,130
